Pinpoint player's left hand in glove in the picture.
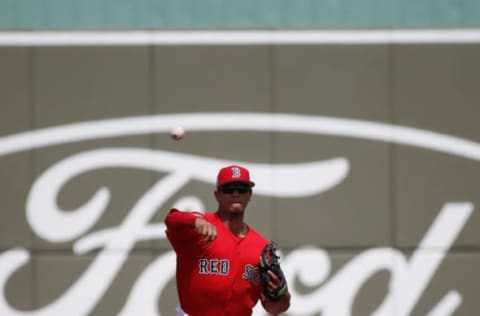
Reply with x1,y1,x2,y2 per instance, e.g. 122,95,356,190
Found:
258,241,288,301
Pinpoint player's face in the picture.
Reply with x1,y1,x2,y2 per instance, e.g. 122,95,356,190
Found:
215,183,252,215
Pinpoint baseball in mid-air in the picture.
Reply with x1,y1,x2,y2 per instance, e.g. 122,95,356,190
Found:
170,126,185,140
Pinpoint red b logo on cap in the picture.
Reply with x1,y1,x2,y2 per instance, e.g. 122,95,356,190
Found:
231,166,241,178
216,165,255,187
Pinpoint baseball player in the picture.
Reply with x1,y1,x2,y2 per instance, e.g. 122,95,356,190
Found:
165,165,291,316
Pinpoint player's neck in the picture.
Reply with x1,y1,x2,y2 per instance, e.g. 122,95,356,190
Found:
216,211,248,237
228,221,248,237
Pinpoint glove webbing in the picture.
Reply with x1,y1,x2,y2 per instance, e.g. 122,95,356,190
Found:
259,242,288,301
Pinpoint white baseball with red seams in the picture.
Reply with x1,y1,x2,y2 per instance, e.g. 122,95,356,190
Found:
170,126,185,140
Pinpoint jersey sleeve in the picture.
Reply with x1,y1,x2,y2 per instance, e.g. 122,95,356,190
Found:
164,208,205,243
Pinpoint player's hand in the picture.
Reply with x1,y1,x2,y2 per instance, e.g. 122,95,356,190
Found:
194,218,217,242
259,242,288,302
264,270,283,293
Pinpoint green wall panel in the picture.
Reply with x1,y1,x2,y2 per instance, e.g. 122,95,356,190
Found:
0,0,479,29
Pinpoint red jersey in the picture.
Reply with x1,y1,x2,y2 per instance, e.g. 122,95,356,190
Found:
165,209,269,316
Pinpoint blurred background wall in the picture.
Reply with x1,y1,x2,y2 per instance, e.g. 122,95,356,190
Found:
1,1,480,315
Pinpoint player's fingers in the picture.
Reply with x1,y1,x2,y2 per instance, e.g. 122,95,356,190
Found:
195,219,209,234
204,226,213,241
211,226,217,238
197,224,207,235
267,270,280,285
266,282,276,292
199,224,208,235
204,225,217,242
